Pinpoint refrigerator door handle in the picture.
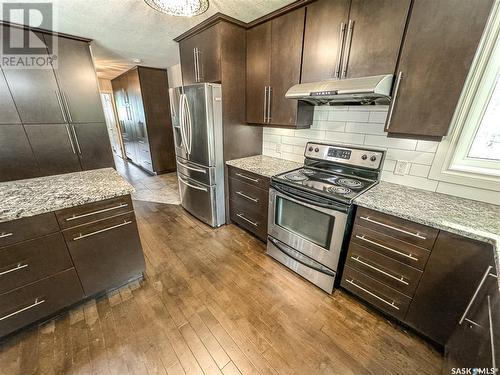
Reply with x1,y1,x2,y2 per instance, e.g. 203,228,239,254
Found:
182,94,193,155
179,94,188,153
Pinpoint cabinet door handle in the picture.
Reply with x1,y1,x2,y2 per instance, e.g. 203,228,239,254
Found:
350,256,409,285
386,71,403,131
64,124,77,154
459,266,494,324
55,90,68,122
236,213,258,227
355,235,418,261
236,191,259,203
334,22,346,78
0,232,13,239
267,86,272,123
196,49,203,81
341,19,355,78
61,91,73,123
73,219,132,241
346,279,399,310
263,86,268,123
0,298,45,322
0,263,29,277
193,48,199,82
488,295,496,370
235,173,259,183
66,203,129,221
359,216,426,240
70,125,82,154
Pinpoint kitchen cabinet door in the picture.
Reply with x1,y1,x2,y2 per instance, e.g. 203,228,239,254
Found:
385,0,494,137
269,7,307,126
343,0,410,79
246,21,271,124
0,69,21,124
1,27,65,124
180,25,221,85
405,231,496,345
72,123,114,170
0,125,39,182
301,0,350,83
128,68,148,145
24,124,82,175
48,36,105,123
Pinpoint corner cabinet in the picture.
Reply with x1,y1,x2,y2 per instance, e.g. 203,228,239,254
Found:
246,8,313,128
385,0,494,138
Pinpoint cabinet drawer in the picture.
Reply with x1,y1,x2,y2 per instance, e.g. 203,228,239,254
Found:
0,213,59,248
56,195,133,229
63,212,145,296
230,198,267,241
228,166,270,190
0,233,73,295
351,225,431,270
341,266,411,321
229,177,268,215
345,242,422,297
356,207,438,249
0,269,84,338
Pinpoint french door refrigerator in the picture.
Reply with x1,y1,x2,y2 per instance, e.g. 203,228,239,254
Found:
169,83,225,227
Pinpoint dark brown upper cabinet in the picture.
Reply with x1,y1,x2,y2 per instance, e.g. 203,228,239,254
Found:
0,70,21,124
1,27,65,124
301,0,410,83
246,8,313,128
46,36,105,123
385,0,494,138
179,24,221,85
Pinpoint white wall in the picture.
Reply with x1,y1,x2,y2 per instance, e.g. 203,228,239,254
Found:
167,64,183,88
262,106,499,204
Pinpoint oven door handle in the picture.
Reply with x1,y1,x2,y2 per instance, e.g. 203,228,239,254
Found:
268,237,336,277
271,184,349,213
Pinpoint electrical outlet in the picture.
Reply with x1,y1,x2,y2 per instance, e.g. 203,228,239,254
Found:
394,160,411,176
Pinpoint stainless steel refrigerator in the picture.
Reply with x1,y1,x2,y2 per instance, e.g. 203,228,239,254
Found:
168,83,225,227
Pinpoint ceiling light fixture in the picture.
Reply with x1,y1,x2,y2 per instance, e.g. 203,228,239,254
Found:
144,0,209,17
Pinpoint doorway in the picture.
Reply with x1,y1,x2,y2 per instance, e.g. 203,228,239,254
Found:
100,92,124,158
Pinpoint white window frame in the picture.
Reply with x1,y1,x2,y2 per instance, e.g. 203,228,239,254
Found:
430,0,500,191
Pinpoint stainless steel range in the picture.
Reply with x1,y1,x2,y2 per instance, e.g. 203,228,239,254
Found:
267,142,385,293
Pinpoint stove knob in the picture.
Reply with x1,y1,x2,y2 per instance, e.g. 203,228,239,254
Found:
361,154,368,160
315,147,320,153
308,146,313,152
370,155,377,162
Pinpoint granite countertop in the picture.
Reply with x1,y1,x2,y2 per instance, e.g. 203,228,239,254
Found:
226,155,302,177
355,181,500,284
0,168,134,223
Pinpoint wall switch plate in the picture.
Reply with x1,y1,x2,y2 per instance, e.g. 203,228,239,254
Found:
394,160,411,175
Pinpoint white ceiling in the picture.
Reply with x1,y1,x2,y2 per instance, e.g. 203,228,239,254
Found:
1,0,295,79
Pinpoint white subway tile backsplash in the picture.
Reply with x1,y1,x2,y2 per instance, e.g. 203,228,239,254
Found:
259,106,496,204
364,135,417,150
385,149,435,165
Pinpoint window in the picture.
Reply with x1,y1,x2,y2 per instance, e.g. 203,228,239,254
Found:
430,2,500,190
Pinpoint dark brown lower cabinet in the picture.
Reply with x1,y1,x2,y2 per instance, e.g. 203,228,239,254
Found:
0,125,40,181
0,269,84,337
63,212,145,296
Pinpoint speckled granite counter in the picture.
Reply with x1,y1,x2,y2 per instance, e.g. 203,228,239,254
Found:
355,181,500,284
0,168,134,223
226,155,301,177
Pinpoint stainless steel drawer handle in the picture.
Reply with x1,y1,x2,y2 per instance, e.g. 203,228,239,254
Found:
488,295,496,369
350,256,409,285
66,203,129,221
236,213,258,227
459,266,494,324
359,216,426,240
177,162,207,174
236,191,259,203
0,297,45,322
355,235,418,261
73,220,132,241
0,232,13,239
178,176,208,192
235,173,259,183
346,279,399,311
0,263,29,277
138,140,145,144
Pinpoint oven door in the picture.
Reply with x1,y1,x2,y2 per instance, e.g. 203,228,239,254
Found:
268,186,348,270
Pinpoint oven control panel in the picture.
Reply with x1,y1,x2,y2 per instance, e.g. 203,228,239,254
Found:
305,142,384,170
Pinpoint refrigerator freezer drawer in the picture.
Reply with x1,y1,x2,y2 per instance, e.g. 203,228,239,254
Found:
176,157,216,186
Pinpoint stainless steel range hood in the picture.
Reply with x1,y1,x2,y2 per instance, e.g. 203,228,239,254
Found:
285,74,393,105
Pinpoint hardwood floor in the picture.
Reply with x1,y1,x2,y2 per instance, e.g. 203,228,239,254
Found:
0,200,443,374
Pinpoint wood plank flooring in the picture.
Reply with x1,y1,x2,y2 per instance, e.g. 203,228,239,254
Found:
0,193,443,374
